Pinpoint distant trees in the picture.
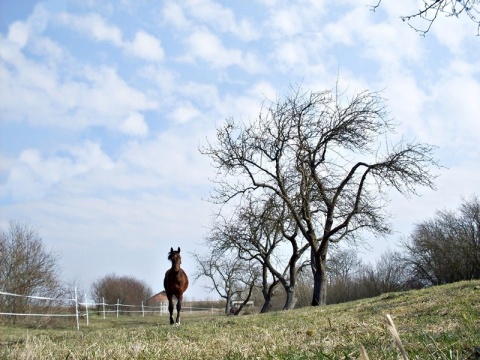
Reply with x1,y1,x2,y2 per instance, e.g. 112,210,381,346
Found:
201,85,438,306
91,274,152,306
322,196,480,305
0,221,62,319
372,0,480,35
401,196,480,286
364,250,410,294
324,248,411,305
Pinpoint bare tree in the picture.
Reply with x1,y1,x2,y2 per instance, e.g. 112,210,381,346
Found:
208,194,310,311
326,248,363,304
192,249,255,314
401,196,480,285
0,221,62,320
231,263,259,315
205,207,279,313
327,248,362,285
358,250,410,298
371,0,480,35
201,85,438,306
371,250,410,292
91,274,152,308
326,249,410,304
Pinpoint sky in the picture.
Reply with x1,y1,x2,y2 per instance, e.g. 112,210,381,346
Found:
1,0,479,301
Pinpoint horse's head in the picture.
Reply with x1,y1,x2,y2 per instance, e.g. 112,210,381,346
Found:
168,247,182,270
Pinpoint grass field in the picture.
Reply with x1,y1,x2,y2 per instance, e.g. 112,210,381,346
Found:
1,280,479,359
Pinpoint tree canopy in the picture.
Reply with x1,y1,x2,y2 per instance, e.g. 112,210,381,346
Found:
202,85,439,306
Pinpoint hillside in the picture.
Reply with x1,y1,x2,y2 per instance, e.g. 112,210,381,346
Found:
1,280,479,359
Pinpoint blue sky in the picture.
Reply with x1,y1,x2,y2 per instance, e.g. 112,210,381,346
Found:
1,0,479,300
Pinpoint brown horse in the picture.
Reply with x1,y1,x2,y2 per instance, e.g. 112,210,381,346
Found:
163,247,189,325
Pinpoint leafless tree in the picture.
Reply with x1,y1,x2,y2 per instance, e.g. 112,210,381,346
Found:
359,250,410,295
204,208,279,313
371,0,480,35
192,249,256,314
327,248,362,285
326,248,364,304
91,274,152,308
325,249,410,304
0,221,62,321
401,196,480,285
207,194,310,311
231,263,259,315
201,85,439,306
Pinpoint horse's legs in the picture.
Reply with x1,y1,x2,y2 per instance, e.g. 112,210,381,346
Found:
175,294,183,325
167,295,175,325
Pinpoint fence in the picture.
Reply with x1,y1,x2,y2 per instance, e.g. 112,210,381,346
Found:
0,289,223,330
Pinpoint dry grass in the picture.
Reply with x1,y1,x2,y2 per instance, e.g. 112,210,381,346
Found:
1,280,479,359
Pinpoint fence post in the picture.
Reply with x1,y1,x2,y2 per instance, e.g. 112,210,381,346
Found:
102,297,105,319
141,301,144,317
84,293,89,326
74,287,80,330
116,299,120,318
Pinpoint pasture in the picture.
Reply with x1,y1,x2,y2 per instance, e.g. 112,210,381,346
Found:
1,280,479,359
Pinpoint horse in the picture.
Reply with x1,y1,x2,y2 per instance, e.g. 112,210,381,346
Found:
163,247,189,325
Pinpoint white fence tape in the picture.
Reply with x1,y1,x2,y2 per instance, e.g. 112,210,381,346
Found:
0,289,222,329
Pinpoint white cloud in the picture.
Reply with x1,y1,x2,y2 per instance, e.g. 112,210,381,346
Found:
58,12,123,46
5,3,49,49
322,5,424,72
272,41,308,69
77,66,158,125
426,72,480,156
0,41,157,132
167,0,259,41
382,58,480,160
56,12,164,62
187,0,259,41
2,142,114,200
120,112,149,137
162,1,190,29
431,12,476,54
169,102,201,124
7,21,29,48
184,28,239,65
383,71,429,137
126,30,164,62
249,81,277,101
269,9,303,37
176,82,220,110
183,28,264,72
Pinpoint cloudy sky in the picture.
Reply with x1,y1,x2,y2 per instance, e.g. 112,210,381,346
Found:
1,0,479,300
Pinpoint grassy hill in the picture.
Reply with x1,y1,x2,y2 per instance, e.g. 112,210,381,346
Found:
1,280,479,359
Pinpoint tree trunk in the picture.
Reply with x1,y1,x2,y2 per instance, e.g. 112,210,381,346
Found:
283,287,297,310
224,294,231,314
311,266,328,305
311,245,328,306
235,282,255,315
260,298,272,313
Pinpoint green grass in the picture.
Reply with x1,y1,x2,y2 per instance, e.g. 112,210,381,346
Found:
1,280,479,359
